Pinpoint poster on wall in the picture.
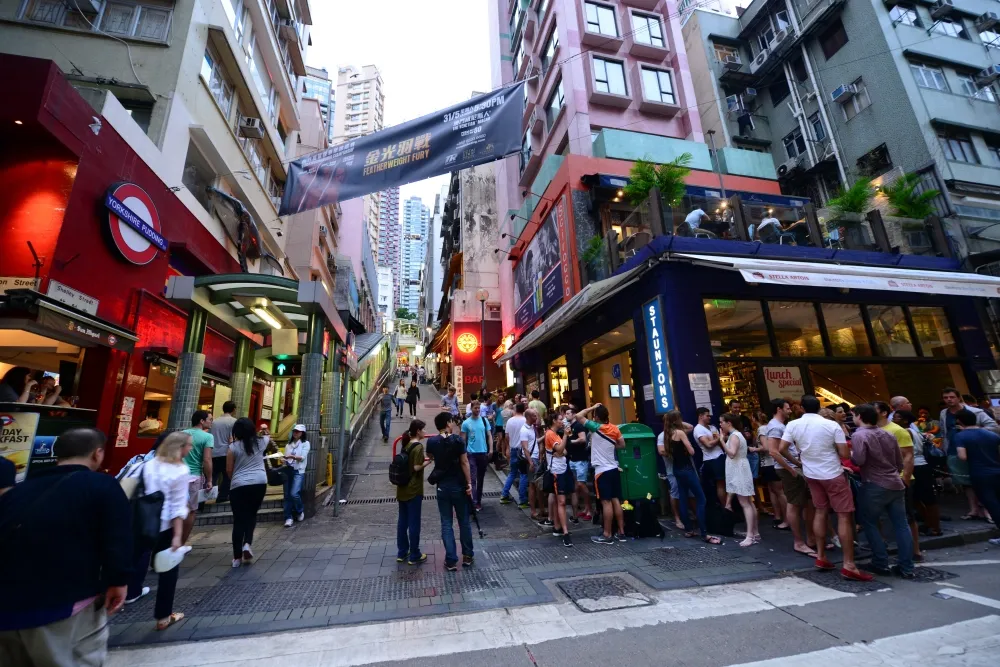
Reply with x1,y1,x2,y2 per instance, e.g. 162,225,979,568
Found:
454,366,464,403
513,208,562,332
762,367,805,401
0,411,39,483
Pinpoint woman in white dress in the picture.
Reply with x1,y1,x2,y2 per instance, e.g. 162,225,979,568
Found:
720,412,759,547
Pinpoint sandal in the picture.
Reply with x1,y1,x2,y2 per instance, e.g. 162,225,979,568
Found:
772,521,790,531
156,612,184,631
960,514,979,521
685,531,699,539
794,545,819,558
704,535,722,545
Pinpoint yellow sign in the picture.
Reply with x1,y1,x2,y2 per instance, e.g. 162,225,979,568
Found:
492,333,515,361
456,332,479,354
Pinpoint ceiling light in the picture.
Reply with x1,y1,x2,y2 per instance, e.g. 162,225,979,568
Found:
251,305,283,329
14,120,22,125
616,189,623,197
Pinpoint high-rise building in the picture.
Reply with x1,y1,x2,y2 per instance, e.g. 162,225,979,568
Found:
378,186,402,311
401,196,430,314
301,65,336,144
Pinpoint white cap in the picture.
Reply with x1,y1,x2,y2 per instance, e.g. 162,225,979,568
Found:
293,424,307,433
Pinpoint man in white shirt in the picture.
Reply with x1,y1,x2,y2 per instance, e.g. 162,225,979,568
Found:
780,395,871,581
683,208,710,235
500,403,528,507
766,398,816,557
693,407,727,507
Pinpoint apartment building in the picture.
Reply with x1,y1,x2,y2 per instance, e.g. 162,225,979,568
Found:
0,0,315,271
377,186,402,311
301,65,335,143
401,196,430,315
376,266,393,332
682,0,1000,257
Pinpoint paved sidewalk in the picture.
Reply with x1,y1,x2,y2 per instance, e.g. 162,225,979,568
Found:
109,396,999,647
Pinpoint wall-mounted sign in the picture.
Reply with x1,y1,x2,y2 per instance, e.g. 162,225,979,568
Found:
513,207,563,333
104,182,166,266
46,280,99,316
642,296,674,414
492,333,515,361
454,366,464,403
456,332,479,354
0,276,40,294
762,366,804,401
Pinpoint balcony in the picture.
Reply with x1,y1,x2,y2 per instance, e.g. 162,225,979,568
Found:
717,58,760,88
790,0,847,38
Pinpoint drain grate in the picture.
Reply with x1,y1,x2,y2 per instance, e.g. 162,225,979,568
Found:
911,567,958,583
488,543,621,568
344,491,503,505
796,569,891,594
558,576,652,613
641,547,765,572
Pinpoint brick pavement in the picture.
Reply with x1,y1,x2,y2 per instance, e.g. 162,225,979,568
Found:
110,395,999,647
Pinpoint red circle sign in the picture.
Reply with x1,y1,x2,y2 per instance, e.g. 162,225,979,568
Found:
107,183,162,265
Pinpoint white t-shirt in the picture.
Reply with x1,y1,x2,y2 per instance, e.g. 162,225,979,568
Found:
757,425,775,467
765,418,794,469
505,415,526,451
589,425,620,475
685,208,706,228
518,424,538,460
781,414,846,480
759,216,780,233
693,424,723,461
550,452,568,475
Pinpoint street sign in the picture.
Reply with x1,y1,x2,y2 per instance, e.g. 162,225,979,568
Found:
612,363,621,379
274,360,302,377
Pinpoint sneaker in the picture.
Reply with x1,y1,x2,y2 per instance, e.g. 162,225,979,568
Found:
989,537,1000,546
232,559,241,568
552,529,561,537
125,586,150,604
517,503,530,509
242,544,254,562
284,518,293,527
537,519,553,527
396,556,406,563
614,533,627,543
445,562,458,572
407,553,428,566
475,504,483,512
562,534,573,548
591,534,615,545
579,512,592,521
298,512,305,522
570,516,580,525
499,496,513,505
890,565,915,579
865,564,892,576
462,555,475,568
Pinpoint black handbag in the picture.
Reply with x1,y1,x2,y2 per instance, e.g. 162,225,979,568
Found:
132,464,165,549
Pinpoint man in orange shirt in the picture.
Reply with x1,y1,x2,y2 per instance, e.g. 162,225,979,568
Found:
576,404,626,544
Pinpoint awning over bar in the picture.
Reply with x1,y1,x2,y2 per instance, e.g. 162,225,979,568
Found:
0,290,138,352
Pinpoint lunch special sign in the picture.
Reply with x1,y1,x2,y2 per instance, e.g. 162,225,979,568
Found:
762,366,805,401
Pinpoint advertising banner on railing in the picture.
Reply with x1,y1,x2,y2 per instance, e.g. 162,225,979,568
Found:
513,206,562,333
280,82,526,215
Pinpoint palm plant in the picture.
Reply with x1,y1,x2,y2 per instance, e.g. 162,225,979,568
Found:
826,177,876,218
580,235,604,267
880,172,940,219
623,153,693,207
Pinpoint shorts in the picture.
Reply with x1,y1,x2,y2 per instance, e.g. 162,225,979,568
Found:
543,470,555,495
904,481,917,521
701,456,726,483
761,465,780,483
947,455,972,486
595,468,623,501
777,468,811,506
551,470,574,496
912,464,938,506
749,455,760,479
187,475,205,511
569,460,589,483
806,474,854,513
666,473,680,500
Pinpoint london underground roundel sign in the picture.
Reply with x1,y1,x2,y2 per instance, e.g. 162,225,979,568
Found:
103,183,167,266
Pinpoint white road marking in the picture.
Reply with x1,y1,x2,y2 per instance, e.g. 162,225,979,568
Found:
107,577,851,667
727,615,1000,666
934,588,1000,611
919,559,1000,567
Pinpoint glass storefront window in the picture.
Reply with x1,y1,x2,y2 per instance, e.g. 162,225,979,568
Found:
585,351,636,423
910,307,957,358
810,363,888,406
138,363,230,437
821,304,871,356
582,321,636,364
868,305,915,357
549,355,570,408
769,302,824,357
704,299,771,358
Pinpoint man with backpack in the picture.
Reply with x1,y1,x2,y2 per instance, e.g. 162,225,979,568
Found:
0,428,132,665
462,400,493,511
426,412,475,570
391,420,428,565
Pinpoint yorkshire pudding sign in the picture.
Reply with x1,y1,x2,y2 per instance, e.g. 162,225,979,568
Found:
104,182,167,265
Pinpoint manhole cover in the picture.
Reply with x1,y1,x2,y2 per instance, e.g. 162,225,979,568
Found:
641,547,764,572
912,567,958,583
796,569,891,594
558,576,652,613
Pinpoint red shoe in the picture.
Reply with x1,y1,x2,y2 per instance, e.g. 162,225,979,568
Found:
579,512,592,521
840,567,874,582
814,558,836,571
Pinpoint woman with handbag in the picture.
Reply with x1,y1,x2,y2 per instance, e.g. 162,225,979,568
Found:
227,418,269,568
141,431,194,630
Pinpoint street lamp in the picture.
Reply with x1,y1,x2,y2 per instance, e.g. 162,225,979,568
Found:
475,288,489,392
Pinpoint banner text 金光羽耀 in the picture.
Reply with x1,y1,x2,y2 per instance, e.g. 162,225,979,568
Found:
280,82,526,215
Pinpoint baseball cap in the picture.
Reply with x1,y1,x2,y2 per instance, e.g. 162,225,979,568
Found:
293,424,306,433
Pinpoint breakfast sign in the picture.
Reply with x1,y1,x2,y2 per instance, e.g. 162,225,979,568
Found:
0,411,39,483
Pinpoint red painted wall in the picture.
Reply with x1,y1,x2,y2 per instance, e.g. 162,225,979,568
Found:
452,321,505,392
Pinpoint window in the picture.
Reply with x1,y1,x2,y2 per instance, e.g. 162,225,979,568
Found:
782,128,806,159
182,141,216,213
775,10,790,32
957,74,996,102
910,307,957,358
632,12,664,48
512,39,524,74
546,78,565,127
769,302,824,357
585,1,618,37
868,306,915,357
20,0,170,41
841,78,872,120
821,304,871,356
509,0,524,40
938,131,979,163
703,300,772,358
593,57,627,95
769,79,790,105
119,99,153,135
714,43,740,63
890,4,921,27
756,25,775,53
641,67,675,104
819,19,848,59
982,29,1000,48
541,26,559,70
910,63,948,91
791,57,807,82
520,130,531,174
804,112,824,143
988,139,1000,167
201,49,235,118
932,18,968,40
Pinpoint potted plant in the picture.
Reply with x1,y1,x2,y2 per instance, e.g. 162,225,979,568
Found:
622,153,692,207
878,172,940,252
826,177,876,223
579,235,606,284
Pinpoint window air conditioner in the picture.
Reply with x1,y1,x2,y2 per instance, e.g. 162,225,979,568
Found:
724,60,743,72
278,19,299,42
976,12,1000,32
771,28,790,47
743,87,757,100
750,48,769,74
930,0,954,20
776,157,800,177
239,117,265,139
319,225,328,236
830,83,857,103
975,64,1000,86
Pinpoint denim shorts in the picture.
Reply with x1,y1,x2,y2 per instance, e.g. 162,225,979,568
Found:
666,473,680,500
569,460,589,483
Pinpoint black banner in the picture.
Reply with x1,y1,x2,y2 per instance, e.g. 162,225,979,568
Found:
280,82,526,216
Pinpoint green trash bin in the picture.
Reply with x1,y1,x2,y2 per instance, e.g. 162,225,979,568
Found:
616,423,660,501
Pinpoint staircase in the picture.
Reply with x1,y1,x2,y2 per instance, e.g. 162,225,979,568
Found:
195,496,286,527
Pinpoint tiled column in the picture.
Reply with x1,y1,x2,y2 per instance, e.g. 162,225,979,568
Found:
298,312,325,518
319,349,338,491
166,307,207,431
230,338,254,418
331,344,350,516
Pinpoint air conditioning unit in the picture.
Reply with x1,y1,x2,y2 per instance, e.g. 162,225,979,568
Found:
830,83,857,103
771,28,790,48
749,48,770,74
975,64,1000,86
930,0,954,20
239,117,265,139
278,19,298,42
776,156,803,178
976,12,1000,32
743,87,757,101
319,225,328,236
723,59,743,72
905,231,932,249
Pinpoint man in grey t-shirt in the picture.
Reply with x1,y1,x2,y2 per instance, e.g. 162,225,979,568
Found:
766,398,817,557
210,400,237,502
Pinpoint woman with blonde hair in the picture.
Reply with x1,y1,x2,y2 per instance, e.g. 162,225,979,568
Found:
142,431,194,630
720,413,759,547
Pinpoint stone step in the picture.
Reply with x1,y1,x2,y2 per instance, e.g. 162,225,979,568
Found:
195,506,286,527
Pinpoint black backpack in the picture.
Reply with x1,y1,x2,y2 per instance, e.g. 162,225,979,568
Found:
389,441,418,486
132,464,165,549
